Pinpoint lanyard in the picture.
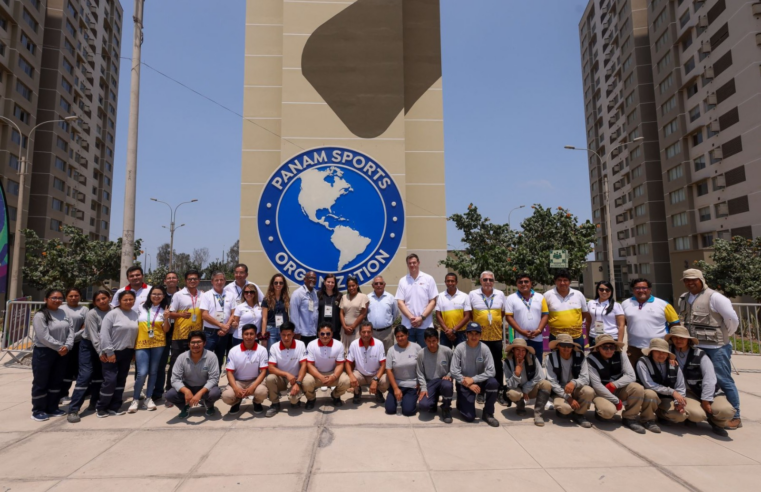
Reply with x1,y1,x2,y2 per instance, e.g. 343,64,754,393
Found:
519,293,533,310
189,291,198,310
214,293,225,308
146,306,162,329
481,293,494,310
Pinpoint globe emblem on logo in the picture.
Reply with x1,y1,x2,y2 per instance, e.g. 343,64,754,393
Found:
258,147,405,285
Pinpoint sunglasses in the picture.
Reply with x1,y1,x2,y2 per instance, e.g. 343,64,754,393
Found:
482,278,495,283
557,343,575,349
372,282,384,286
49,297,64,301
243,291,257,295
189,341,204,345
186,278,199,282
600,344,617,351
273,281,284,285
598,288,611,293
319,332,332,337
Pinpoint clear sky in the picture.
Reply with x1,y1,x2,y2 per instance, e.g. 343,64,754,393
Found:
109,0,592,267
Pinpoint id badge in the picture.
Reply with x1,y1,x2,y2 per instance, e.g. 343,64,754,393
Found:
275,314,284,327
308,299,315,312
191,313,197,323
148,329,155,338
487,312,493,324
324,305,333,317
527,312,534,321
215,311,226,322
595,320,604,333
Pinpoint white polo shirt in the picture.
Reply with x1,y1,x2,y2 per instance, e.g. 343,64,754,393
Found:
232,303,262,339
587,299,625,339
224,280,265,305
268,339,307,377
200,289,234,329
226,343,269,381
621,296,679,349
306,338,345,373
395,271,438,328
435,289,472,331
505,291,548,342
111,284,152,312
346,337,386,376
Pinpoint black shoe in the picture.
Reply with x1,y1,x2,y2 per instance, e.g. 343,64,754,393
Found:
642,420,662,433
656,415,671,426
622,418,646,434
253,403,264,414
709,421,729,437
476,394,485,404
442,408,452,424
497,392,508,407
483,413,500,427
67,412,80,424
573,414,592,428
352,392,361,404
229,403,241,415
266,403,281,417
96,409,109,419
515,399,527,415
305,399,316,410
595,413,612,423
331,396,343,407
375,391,385,404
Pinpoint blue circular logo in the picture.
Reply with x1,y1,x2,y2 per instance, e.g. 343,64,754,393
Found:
258,147,405,285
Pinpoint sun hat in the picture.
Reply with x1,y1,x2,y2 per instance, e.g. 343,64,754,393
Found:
505,337,535,355
548,333,582,351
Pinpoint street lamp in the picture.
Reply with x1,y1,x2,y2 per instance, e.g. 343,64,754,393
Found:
508,205,526,228
4,115,79,299
150,198,198,270
564,137,644,287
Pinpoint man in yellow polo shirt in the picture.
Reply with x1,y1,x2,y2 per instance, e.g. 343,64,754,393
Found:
468,271,507,405
543,270,592,348
435,273,472,348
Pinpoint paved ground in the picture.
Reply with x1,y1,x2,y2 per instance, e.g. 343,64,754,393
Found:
1,355,760,492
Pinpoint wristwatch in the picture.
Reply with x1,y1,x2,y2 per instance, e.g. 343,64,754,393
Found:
296,380,303,386
372,377,379,382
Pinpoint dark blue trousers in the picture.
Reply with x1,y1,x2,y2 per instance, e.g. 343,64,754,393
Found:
152,342,171,399
69,340,102,413
31,346,68,414
62,341,80,396
204,328,229,370
419,378,453,412
456,378,499,422
385,387,418,416
98,349,134,412
440,331,466,349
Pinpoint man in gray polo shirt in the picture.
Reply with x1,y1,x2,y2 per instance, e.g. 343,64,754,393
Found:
451,322,499,427
164,331,221,419
417,328,454,423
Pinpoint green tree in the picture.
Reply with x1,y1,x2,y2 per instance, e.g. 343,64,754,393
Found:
227,240,239,270
22,226,143,291
145,265,170,287
204,260,233,280
696,236,761,301
156,243,172,268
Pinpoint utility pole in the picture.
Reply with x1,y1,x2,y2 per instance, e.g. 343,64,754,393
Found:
602,174,616,287
119,0,146,285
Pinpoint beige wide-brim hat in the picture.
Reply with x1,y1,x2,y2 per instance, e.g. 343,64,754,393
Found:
642,338,674,358
665,324,699,345
505,337,535,356
548,333,582,351
590,334,624,352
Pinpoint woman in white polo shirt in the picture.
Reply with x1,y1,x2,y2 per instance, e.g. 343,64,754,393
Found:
231,284,263,347
587,281,625,348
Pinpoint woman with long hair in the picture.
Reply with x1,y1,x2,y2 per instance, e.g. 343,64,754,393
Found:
339,276,369,354
230,284,262,346
31,289,74,422
60,288,89,402
317,274,343,341
97,290,139,417
587,280,625,347
261,274,290,348
129,286,171,413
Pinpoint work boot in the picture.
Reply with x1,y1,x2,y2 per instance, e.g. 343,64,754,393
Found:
515,398,526,415
622,418,646,434
684,420,698,428
375,391,385,404
441,408,452,424
726,418,742,429
483,413,500,427
572,414,592,428
534,390,551,427
709,421,728,437
497,391,508,407
642,420,661,433
476,393,485,404
67,412,80,424
305,399,316,410
352,390,362,405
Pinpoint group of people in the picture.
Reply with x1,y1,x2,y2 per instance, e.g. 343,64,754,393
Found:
30,254,743,436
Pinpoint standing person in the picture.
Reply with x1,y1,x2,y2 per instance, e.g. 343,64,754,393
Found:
543,334,594,428
504,338,552,427
543,270,591,348
435,273,471,349
164,331,221,418
302,324,351,409
68,290,112,423
317,274,343,342
31,289,73,422
60,288,89,401
636,338,689,431
290,271,319,346
417,328,454,423
261,274,290,349
505,273,549,362
367,276,398,352
166,270,204,403
265,322,307,416
200,271,235,370
224,263,265,305
621,278,680,368
450,323,500,427
111,265,151,311
346,321,389,405
678,268,742,429
587,281,625,348
384,326,422,416
222,324,269,415
128,286,170,413
154,271,180,402
97,290,139,418
469,271,508,406
395,254,438,347
339,277,369,354
230,284,262,346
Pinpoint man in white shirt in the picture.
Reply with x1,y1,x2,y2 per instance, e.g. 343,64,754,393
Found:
396,254,438,347
200,271,235,370
435,273,471,348
265,322,307,417
367,276,398,352
221,324,269,416
505,273,549,362
111,266,151,312
621,278,680,368
302,324,351,409
290,271,319,346
346,321,389,405
678,268,742,429
224,263,265,305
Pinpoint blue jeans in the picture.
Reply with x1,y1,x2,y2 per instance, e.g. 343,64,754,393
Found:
266,325,281,353
69,339,102,413
133,347,166,400
408,328,427,347
703,344,740,418
440,331,466,349
204,328,229,370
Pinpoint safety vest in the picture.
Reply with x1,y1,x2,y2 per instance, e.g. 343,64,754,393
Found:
637,355,678,389
672,346,721,398
587,351,623,385
506,352,537,381
549,351,584,384
678,288,728,346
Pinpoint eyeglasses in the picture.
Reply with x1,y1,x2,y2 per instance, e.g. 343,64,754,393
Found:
517,280,531,285
243,291,256,295
600,344,617,351
186,278,199,282
319,332,332,337
482,278,495,283
189,341,204,345
273,281,284,285
598,288,611,293
372,282,384,286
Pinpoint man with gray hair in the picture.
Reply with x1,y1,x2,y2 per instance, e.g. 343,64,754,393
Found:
367,275,398,352
200,271,235,370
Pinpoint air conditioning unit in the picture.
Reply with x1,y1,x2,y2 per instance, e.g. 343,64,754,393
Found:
89,3,98,13
712,147,723,159
701,42,712,54
753,2,761,16
698,16,708,28
709,120,720,132
757,33,761,46
715,175,726,187
707,93,717,105
716,203,729,216
704,67,715,79
75,210,85,220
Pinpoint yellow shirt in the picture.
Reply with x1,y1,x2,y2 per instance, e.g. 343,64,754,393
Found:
543,288,589,339
170,288,204,341
136,307,166,350
468,289,507,342
435,290,472,331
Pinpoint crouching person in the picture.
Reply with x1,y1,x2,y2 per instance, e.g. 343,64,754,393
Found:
222,324,269,416
504,338,552,426
417,328,454,423
587,334,655,434
667,325,734,436
164,331,221,418
265,322,307,417
544,334,594,428
451,323,499,427
636,338,688,432
302,324,351,409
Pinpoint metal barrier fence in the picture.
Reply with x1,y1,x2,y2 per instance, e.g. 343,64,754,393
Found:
1,301,46,364
732,303,761,355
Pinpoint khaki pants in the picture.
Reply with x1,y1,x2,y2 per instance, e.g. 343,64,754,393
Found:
643,395,687,423
593,382,656,420
264,374,301,405
351,371,389,394
373,328,394,353
554,385,595,416
303,371,351,401
685,393,734,427
221,379,268,405
507,380,552,402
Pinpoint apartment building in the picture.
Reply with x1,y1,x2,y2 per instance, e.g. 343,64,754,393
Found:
578,0,674,301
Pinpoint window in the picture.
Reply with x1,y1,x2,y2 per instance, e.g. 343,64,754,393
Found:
22,9,37,32
62,58,73,75
664,119,678,137
66,2,77,17
61,78,72,94
657,52,672,73
631,146,642,159
632,166,643,178
670,188,686,204
668,165,683,181
65,20,75,37
7,180,20,196
666,141,682,159
624,73,634,90
696,181,709,196
702,234,714,248
684,56,695,74
628,128,641,141
682,33,693,51
661,95,677,116
13,105,30,124
64,39,75,56
101,220,108,230
627,110,638,126
52,198,63,212
106,162,112,172
679,10,690,28
594,209,601,219
54,157,66,171
103,190,110,201
20,33,36,55
694,155,706,171
636,224,647,236
59,97,71,112
659,74,673,95
654,8,668,30
689,105,700,122
640,264,651,275
50,219,62,232
56,137,68,151
15,81,32,101
687,82,699,98
638,243,650,255
8,206,17,221
656,31,670,51
672,212,689,227
103,205,110,215
622,56,633,72
18,56,34,78
104,176,111,186
699,207,711,222
9,154,20,171
635,204,647,216
53,178,65,191
622,37,632,52
692,130,704,146
0,17,6,32
634,185,644,198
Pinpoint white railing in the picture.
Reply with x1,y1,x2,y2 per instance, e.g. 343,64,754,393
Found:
1,301,46,364
732,303,761,356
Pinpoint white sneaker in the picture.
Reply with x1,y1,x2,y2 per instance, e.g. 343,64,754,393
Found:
143,398,156,411
128,400,140,413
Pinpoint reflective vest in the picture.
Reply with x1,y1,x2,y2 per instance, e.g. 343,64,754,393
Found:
549,351,584,384
506,352,537,381
587,351,623,385
637,355,678,389
678,288,728,346
673,346,721,398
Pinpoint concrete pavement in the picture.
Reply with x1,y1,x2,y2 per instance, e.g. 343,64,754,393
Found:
1,356,761,491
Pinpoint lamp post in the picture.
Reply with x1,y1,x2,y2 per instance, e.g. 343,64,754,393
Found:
508,205,526,229
4,115,79,299
564,137,644,287
150,198,198,270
